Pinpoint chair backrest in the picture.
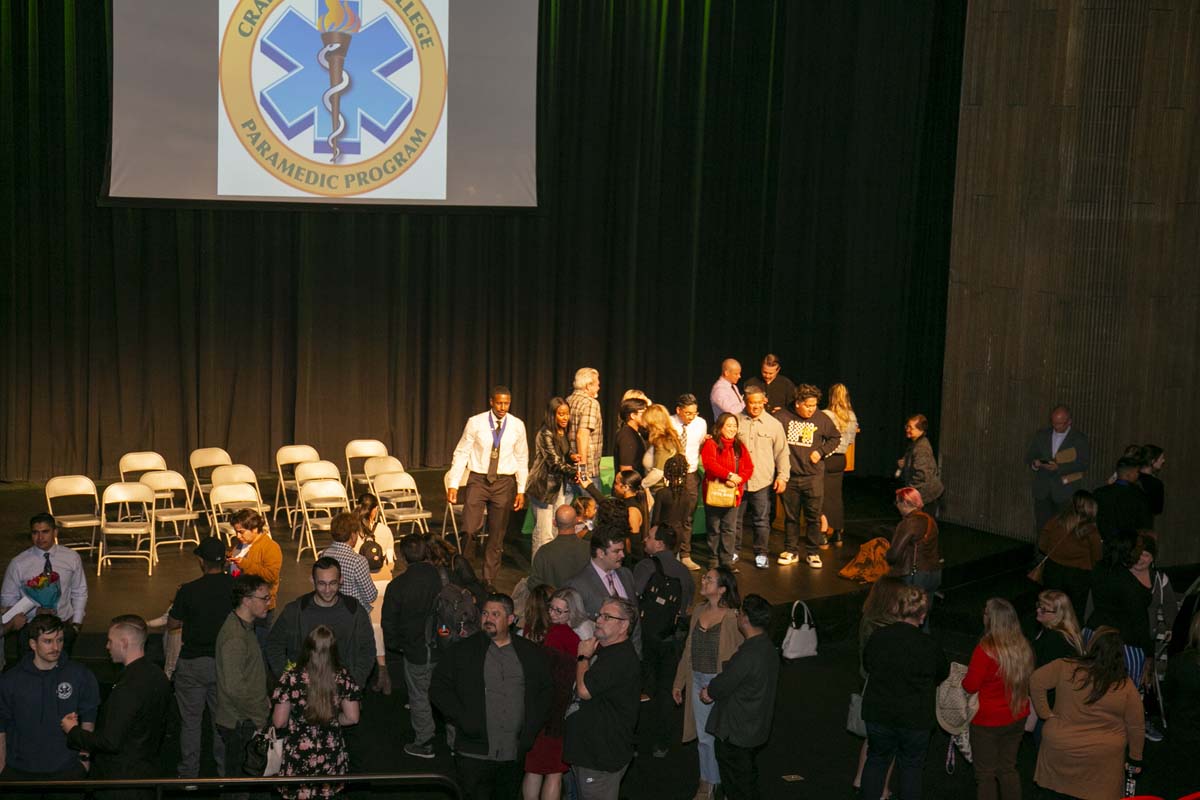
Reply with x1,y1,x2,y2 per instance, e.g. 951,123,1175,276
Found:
119,451,168,479
295,460,341,485
374,471,420,495
46,475,99,503
211,464,258,487
299,479,349,508
277,444,320,470
364,455,405,479
209,482,260,509
139,469,189,494
345,438,388,461
189,447,232,471
102,481,156,507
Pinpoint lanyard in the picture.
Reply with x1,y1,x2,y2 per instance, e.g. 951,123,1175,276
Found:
490,413,507,450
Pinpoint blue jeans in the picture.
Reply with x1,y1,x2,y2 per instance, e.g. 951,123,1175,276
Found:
691,671,720,784
705,505,739,566
863,722,930,800
735,487,772,555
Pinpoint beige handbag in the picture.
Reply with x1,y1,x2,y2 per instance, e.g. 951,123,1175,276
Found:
705,480,737,508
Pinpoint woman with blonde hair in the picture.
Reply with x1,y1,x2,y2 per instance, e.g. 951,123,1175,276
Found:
822,383,859,547
271,625,362,799
641,403,685,489
962,598,1033,800
1033,590,1084,667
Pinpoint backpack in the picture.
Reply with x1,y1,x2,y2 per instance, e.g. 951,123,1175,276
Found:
358,537,386,574
431,583,480,648
638,555,683,640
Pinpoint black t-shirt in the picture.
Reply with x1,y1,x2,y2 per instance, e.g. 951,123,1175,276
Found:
614,425,646,475
1033,628,1078,668
171,572,235,659
563,638,640,771
651,487,689,532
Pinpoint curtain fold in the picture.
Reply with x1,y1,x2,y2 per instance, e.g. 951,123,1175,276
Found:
1,0,965,481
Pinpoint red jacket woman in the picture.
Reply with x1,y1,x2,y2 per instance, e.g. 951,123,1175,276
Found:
700,413,754,568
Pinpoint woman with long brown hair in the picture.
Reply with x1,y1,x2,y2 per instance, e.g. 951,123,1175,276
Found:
962,598,1034,800
271,625,362,799
1037,490,1102,616
1030,626,1144,799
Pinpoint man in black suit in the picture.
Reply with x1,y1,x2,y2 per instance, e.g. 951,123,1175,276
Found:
564,526,641,656
1025,405,1090,532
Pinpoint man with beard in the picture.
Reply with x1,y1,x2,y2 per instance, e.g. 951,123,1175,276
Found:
431,594,551,800
563,597,642,799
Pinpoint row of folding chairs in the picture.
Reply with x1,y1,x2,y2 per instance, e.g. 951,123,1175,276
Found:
46,472,201,576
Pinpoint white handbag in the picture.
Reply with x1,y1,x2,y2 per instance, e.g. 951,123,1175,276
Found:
781,600,818,659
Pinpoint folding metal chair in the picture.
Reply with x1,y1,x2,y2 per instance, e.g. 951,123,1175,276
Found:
274,445,319,527
99,482,155,576
188,447,232,511
211,465,272,515
209,482,271,544
372,471,433,534
45,475,101,555
139,470,201,555
296,479,350,562
345,439,388,496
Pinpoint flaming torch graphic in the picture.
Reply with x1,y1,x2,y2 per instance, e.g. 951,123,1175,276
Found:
317,0,361,162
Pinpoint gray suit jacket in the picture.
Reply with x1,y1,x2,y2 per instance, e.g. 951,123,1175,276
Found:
565,562,641,656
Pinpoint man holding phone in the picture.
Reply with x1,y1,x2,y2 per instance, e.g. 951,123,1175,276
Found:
1025,405,1091,534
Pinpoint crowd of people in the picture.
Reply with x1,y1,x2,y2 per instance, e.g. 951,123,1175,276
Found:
0,364,1197,800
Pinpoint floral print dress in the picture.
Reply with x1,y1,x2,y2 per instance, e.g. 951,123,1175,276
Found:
271,666,362,799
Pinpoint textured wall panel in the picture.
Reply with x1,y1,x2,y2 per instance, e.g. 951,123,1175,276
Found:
941,0,1200,565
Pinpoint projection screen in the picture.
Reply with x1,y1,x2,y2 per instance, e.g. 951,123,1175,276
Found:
108,0,538,206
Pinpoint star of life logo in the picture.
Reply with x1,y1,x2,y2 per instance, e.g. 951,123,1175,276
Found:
218,0,447,198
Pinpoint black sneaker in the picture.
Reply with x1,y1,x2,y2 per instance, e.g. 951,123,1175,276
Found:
404,741,435,759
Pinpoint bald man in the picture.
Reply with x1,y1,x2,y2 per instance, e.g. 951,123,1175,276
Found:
1025,405,1091,533
710,358,745,421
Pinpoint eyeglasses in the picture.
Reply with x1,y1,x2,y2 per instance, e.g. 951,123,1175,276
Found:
597,612,629,623
549,606,570,615
251,594,271,602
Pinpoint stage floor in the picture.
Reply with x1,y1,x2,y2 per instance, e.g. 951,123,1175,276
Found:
1,472,1028,662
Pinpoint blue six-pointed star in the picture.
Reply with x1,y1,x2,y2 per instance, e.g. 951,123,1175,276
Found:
259,1,415,156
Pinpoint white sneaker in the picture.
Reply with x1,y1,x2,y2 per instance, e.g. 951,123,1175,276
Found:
777,552,799,566
806,554,823,569
680,556,702,571
754,554,769,569
730,553,739,564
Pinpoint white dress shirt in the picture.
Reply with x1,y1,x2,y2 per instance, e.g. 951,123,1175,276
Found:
1050,426,1069,457
448,410,530,492
1,543,88,624
670,414,708,473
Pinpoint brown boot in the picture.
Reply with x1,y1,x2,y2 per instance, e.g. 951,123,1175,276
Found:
692,780,714,800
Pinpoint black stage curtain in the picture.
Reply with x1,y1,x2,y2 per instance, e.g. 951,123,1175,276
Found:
0,1,965,481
